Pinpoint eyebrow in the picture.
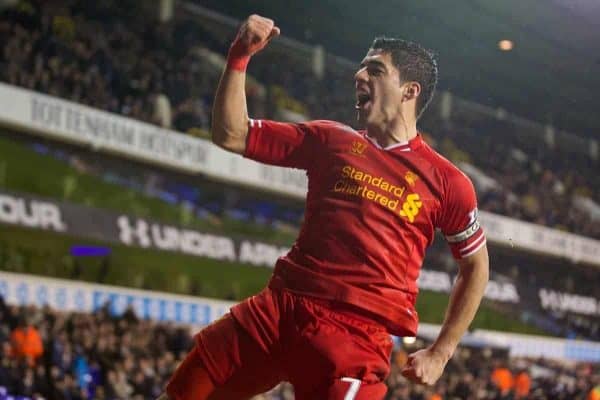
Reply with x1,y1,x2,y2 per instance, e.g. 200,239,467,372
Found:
359,59,388,71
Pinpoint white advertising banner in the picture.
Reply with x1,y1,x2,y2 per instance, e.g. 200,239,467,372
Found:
472,329,600,362
538,288,600,316
417,269,520,303
0,82,308,198
0,271,233,327
1,83,599,265
479,211,600,265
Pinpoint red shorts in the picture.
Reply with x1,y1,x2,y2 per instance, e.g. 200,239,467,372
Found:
169,287,393,399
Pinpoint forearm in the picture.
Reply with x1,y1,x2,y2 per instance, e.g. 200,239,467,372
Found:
430,249,489,360
211,67,249,152
211,15,279,154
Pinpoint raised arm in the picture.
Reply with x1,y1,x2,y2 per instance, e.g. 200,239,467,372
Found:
211,15,280,154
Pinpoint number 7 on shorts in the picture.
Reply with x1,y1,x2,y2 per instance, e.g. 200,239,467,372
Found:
341,377,362,400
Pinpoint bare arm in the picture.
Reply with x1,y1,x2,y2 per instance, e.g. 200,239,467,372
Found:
431,244,489,359
211,15,279,154
403,245,489,385
154,21,279,399
211,68,249,154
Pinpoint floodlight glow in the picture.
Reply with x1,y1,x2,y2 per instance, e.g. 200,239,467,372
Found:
498,40,514,51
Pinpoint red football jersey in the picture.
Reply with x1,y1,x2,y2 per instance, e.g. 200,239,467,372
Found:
244,119,486,336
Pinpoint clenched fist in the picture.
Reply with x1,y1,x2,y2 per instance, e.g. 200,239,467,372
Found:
401,347,450,385
227,14,280,71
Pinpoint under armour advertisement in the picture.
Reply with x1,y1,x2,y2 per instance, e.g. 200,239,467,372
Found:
0,189,289,268
0,188,526,305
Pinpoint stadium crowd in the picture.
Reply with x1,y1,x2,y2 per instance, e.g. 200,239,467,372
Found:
0,299,599,400
1,0,598,239
0,0,217,133
1,2,599,400
0,297,191,400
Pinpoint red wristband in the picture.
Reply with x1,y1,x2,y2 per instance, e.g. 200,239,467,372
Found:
227,42,250,72
227,54,250,72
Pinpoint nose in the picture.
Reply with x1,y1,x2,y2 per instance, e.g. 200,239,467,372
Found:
354,66,368,85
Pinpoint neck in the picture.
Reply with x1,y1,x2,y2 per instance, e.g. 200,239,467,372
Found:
366,117,418,148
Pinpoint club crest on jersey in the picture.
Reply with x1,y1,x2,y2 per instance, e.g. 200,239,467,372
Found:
349,141,368,156
404,171,419,187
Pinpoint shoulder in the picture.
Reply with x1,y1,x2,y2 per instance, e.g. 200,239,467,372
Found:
303,120,363,138
418,140,473,189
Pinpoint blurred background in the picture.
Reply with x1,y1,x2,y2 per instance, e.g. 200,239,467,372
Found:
0,0,599,399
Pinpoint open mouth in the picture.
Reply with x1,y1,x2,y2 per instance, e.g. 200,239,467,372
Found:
355,92,372,109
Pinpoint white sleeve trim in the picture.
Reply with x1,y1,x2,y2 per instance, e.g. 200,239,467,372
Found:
249,118,262,128
460,236,487,258
458,230,485,253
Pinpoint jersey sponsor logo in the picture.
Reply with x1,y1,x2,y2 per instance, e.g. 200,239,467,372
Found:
333,165,427,222
349,141,368,156
399,193,422,223
404,171,419,187
334,165,406,213
339,165,406,198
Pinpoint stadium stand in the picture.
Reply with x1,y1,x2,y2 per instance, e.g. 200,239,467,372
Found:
1,0,598,238
0,299,598,400
0,1,599,399
0,0,213,133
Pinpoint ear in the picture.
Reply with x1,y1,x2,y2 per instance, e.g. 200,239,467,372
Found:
404,82,421,101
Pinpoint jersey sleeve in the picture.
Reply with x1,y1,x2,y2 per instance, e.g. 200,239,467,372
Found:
438,170,486,259
243,118,325,170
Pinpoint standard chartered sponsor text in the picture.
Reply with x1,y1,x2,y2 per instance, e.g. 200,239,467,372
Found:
333,165,406,212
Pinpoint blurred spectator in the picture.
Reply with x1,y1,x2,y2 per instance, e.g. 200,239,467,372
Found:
153,93,172,129
10,315,43,366
491,360,514,399
514,368,531,399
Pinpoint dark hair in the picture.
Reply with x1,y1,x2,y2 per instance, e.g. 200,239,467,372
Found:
370,37,438,119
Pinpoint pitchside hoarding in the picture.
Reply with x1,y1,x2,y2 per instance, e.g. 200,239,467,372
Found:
0,189,289,268
0,270,232,327
0,271,599,362
0,189,519,305
0,83,599,265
